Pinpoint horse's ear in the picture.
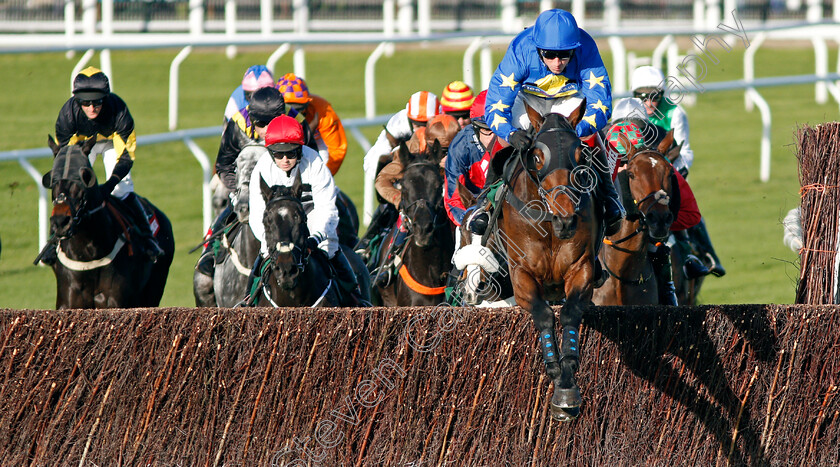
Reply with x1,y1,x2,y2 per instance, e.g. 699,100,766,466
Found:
457,179,476,209
658,130,675,155
81,137,97,156
397,141,412,169
566,98,587,129
48,135,60,156
665,143,682,163
524,102,544,134
291,169,304,199
430,140,445,166
79,166,97,188
41,171,52,189
259,175,272,201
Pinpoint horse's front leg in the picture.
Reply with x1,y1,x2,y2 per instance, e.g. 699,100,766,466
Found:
511,267,582,422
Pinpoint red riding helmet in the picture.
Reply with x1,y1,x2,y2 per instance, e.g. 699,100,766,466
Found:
440,81,475,113
265,114,305,151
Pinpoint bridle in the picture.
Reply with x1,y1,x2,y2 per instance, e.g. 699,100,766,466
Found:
264,194,308,276
505,121,589,221
604,149,673,250
50,173,104,240
399,161,449,237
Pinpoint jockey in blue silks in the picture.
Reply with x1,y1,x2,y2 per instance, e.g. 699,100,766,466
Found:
469,9,625,237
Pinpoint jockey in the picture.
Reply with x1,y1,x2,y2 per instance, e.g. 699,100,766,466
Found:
630,66,725,277
481,8,624,236
197,86,315,277
605,118,704,305
245,115,363,305
277,72,348,175
362,91,441,179
45,66,163,265
631,66,693,176
443,89,505,227
440,81,476,129
369,114,460,287
223,65,275,124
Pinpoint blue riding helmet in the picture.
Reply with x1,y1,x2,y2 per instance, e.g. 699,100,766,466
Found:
532,9,581,51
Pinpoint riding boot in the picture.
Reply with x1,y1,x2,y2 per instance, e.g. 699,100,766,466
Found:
124,193,165,262
688,218,726,277
466,193,492,236
673,230,710,279
373,225,408,288
649,243,679,306
241,254,265,307
590,136,625,236
330,249,364,306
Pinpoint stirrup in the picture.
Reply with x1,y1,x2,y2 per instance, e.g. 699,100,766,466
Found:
705,252,726,277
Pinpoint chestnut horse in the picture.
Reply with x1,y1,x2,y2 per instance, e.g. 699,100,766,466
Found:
493,104,606,421
373,142,455,306
42,138,174,308
592,132,678,305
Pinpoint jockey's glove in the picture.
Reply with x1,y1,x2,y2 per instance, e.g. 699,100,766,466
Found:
508,130,532,153
100,174,120,197
305,233,324,252
228,191,238,206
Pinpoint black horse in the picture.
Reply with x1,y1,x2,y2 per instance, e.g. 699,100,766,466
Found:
41,138,175,308
373,142,455,306
254,173,369,307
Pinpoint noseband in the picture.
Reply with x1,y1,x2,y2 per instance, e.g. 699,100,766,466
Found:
400,161,448,235
264,194,308,274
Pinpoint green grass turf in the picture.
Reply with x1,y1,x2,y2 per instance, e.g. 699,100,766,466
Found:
0,42,832,308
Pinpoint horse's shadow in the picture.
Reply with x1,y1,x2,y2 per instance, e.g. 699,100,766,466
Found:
584,305,779,465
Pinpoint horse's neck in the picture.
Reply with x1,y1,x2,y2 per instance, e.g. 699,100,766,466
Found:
60,206,120,258
403,226,454,284
603,220,652,275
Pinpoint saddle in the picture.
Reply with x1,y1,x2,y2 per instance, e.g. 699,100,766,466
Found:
105,195,159,257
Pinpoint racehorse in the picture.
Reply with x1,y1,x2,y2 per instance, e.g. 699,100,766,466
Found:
194,146,264,307
254,174,370,307
194,146,363,307
42,137,175,308
493,103,603,421
592,132,678,305
373,142,455,306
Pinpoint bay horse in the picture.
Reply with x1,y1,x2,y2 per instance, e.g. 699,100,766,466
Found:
254,174,370,307
592,131,678,305
373,142,455,306
494,103,604,421
42,137,174,309
194,146,263,307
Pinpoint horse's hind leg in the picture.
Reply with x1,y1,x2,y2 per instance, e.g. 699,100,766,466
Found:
512,270,582,422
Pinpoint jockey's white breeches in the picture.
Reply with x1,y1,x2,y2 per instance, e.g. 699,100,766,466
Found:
89,140,134,200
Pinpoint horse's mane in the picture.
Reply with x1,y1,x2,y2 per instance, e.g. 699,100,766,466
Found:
236,145,266,188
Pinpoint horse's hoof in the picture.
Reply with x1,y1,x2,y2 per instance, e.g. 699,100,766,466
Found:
550,404,580,422
550,387,582,422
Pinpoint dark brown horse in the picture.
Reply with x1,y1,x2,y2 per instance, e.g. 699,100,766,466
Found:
254,174,370,307
593,132,678,305
373,142,455,306
493,103,603,421
42,138,175,308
